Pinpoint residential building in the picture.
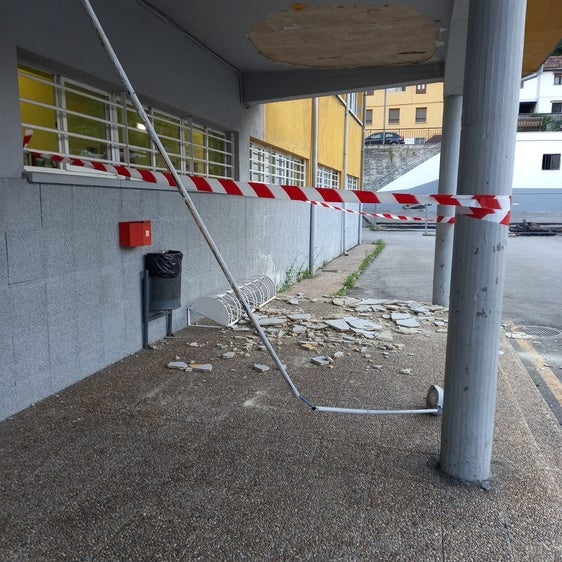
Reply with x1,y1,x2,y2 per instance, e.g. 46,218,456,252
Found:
365,82,444,144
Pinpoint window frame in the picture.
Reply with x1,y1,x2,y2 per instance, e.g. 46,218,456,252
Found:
19,64,234,180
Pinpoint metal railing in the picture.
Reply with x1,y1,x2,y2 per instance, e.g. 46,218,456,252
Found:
517,113,562,132
364,127,442,145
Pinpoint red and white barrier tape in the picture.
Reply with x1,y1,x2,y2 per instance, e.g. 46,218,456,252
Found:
310,201,510,225
22,129,33,149
25,149,511,223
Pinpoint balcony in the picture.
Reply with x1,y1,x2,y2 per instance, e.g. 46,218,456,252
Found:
517,113,562,132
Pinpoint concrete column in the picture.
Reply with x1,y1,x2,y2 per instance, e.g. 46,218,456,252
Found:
432,94,462,306
0,32,24,178
440,0,527,482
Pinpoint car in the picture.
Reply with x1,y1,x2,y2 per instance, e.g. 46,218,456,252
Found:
364,132,405,145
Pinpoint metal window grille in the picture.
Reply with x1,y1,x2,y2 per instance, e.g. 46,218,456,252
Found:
18,65,234,179
249,143,306,186
345,175,358,190
316,166,339,189
541,153,561,170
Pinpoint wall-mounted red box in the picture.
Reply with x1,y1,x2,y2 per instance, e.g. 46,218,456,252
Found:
119,221,152,247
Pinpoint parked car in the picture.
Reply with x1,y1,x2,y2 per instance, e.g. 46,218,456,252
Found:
364,132,405,145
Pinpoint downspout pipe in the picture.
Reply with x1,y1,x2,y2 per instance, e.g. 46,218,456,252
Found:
309,97,319,275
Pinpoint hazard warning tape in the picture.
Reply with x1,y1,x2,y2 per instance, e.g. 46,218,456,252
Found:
309,201,510,225
25,149,511,224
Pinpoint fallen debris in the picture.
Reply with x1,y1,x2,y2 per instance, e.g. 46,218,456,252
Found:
167,361,188,370
253,364,271,372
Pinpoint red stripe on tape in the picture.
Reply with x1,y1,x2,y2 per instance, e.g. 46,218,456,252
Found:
114,165,131,178
393,193,420,205
316,188,344,203
249,182,275,199
190,176,214,192
218,179,244,196
281,185,309,201
138,169,156,183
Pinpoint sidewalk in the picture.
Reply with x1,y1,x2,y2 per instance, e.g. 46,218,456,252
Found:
1,233,561,561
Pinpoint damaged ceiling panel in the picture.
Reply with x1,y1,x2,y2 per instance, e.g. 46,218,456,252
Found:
247,4,441,68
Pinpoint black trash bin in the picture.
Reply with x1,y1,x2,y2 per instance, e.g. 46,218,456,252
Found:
145,251,183,310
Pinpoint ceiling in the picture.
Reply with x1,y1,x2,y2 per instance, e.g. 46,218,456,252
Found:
134,0,562,104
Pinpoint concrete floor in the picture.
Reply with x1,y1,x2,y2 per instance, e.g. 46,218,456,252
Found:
1,237,561,561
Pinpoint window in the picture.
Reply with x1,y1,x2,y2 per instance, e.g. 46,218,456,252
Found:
18,65,234,179
388,108,400,124
552,102,562,114
365,90,374,96
316,166,339,189
347,92,360,116
249,143,306,186
416,84,427,94
387,87,406,93
415,107,427,123
346,175,358,190
542,154,561,170
365,109,373,125
554,74,562,85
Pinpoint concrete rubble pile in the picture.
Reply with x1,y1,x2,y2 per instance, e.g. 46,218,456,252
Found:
165,294,449,375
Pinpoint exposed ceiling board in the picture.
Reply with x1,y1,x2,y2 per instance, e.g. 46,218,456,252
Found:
523,0,562,76
247,5,441,68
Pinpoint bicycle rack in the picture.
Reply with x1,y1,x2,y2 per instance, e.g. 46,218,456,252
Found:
188,275,276,327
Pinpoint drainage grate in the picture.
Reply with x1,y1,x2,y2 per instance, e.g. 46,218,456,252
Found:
518,326,562,338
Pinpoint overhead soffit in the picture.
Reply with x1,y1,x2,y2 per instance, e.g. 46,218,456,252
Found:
522,0,562,76
247,4,442,69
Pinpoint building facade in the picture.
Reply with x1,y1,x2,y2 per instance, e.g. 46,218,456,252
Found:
365,82,444,144
1,1,366,420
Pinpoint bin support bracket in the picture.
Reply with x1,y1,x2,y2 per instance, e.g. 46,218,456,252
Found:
142,270,174,349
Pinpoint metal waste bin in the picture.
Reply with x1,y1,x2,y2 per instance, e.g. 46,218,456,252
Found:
145,251,183,310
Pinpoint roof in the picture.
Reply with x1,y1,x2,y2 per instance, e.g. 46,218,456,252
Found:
543,56,562,71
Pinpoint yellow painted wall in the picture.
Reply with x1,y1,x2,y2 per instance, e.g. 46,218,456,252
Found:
263,99,312,159
317,96,345,173
262,93,365,189
346,115,363,179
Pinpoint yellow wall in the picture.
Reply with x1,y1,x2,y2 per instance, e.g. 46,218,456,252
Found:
317,96,345,173
263,99,312,159
346,115,363,180
262,93,365,188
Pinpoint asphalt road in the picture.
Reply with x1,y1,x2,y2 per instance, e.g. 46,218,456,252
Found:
352,229,562,424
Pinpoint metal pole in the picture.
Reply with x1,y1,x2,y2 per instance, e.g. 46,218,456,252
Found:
341,95,349,255
81,0,446,419
80,0,300,399
432,94,462,306
440,0,527,482
309,97,319,275
382,88,387,141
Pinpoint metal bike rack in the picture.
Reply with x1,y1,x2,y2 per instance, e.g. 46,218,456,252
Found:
188,275,276,327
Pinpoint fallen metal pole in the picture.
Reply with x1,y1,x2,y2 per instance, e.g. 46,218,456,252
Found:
81,0,440,417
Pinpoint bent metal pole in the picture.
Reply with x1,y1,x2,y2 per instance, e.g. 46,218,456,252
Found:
80,0,441,416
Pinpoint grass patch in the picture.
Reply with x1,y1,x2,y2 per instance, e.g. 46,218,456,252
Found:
334,239,385,296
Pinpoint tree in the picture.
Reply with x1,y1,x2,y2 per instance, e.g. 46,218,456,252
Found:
552,39,562,56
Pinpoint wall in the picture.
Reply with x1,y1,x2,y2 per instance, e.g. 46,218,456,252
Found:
0,174,360,420
363,145,441,190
